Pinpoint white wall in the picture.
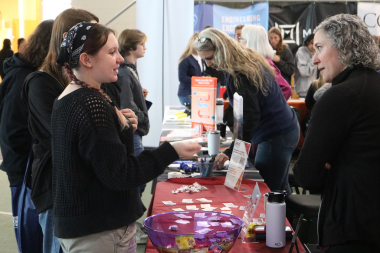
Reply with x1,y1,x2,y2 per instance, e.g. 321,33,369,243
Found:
137,0,194,147
71,0,136,35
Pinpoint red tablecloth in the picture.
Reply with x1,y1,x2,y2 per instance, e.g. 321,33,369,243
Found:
146,177,306,253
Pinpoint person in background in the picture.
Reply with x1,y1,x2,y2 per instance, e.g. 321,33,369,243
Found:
241,25,292,100
268,27,295,84
52,22,201,252
234,24,244,41
294,34,318,98
21,8,99,253
177,32,203,105
301,75,331,136
294,14,380,252
17,38,26,51
0,19,54,252
116,28,150,196
0,39,14,79
194,28,299,195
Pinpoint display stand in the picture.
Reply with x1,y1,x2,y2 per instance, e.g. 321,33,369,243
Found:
224,139,251,192
240,183,262,243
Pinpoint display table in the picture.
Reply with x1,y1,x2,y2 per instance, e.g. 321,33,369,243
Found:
146,177,306,253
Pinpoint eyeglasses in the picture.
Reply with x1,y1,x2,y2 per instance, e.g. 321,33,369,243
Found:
194,36,212,43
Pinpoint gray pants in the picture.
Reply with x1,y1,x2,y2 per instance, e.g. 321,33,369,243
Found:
59,223,137,253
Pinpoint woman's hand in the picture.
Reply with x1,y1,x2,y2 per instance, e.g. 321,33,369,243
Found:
273,55,280,62
120,108,138,131
142,88,149,99
171,142,201,158
213,153,230,169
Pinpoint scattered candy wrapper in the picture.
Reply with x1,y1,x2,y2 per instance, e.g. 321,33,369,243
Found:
260,213,266,218
230,219,240,225
195,213,206,218
172,208,185,211
239,206,246,211
162,201,176,205
220,207,231,211
221,222,234,228
169,225,178,231
174,214,192,219
176,219,190,224
202,207,217,211
197,198,212,203
252,218,265,225
195,228,214,234
197,221,210,227
182,199,194,203
223,203,238,208
186,205,199,210
175,235,196,249
243,195,251,198
210,222,220,226
221,211,232,214
201,204,211,208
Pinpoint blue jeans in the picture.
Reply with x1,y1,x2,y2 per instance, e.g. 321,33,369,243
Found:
254,124,300,196
133,134,146,196
178,96,191,106
38,208,63,253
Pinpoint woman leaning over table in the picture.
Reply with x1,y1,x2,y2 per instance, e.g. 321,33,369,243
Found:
51,22,200,252
293,14,380,252
193,28,299,196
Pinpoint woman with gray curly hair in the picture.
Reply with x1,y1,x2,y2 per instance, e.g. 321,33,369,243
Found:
294,14,380,252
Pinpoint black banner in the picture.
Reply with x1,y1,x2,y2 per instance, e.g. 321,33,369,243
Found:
269,3,357,54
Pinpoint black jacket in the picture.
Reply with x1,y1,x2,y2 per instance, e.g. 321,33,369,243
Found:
0,49,14,79
22,71,64,213
113,59,149,136
0,53,35,185
294,66,380,248
273,46,295,84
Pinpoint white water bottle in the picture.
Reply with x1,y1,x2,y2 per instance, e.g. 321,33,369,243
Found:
266,192,286,248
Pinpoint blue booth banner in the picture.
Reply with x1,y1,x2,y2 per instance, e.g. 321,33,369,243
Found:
194,2,269,37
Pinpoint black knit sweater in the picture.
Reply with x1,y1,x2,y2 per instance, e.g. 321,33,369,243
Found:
51,88,178,238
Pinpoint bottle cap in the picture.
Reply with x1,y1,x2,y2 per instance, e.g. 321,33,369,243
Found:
267,192,285,203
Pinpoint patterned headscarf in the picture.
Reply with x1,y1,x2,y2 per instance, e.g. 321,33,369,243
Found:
57,22,96,68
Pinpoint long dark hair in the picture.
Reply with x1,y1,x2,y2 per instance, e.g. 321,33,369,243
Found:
40,8,99,88
19,20,54,69
1,39,11,50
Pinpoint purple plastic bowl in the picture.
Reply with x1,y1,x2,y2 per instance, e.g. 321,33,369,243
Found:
143,211,243,252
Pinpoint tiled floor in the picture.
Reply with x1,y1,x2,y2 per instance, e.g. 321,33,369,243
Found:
0,170,152,253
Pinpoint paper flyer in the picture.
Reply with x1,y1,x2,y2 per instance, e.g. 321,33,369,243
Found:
191,76,217,134
224,139,251,191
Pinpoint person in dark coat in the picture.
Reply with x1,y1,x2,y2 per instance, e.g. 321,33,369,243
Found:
294,14,380,252
178,32,205,105
0,39,14,79
0,19,54,251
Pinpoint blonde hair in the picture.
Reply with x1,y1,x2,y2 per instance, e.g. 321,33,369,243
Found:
311,75,325,91
193,28,274,94
242,25,275,60
179,32,199,63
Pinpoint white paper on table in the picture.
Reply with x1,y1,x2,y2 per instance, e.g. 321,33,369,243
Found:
186,205,199,210
221,211,232,214
196,198,212,203
162,201,176,205
182,199,193,203
173,208,185,211
220,207,231,211
201,204,211,208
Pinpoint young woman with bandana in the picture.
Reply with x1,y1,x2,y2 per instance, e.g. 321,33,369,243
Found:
22,8,99,253
51,22,200,252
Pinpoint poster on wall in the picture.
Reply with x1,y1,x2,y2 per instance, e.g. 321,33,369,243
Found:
194,2,269,38
269,3,357,54
357,2,380,36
